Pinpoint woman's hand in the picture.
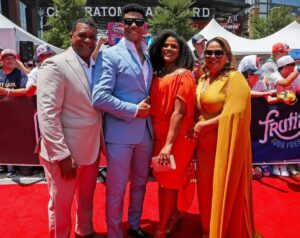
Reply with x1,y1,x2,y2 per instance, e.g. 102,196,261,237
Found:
194,121,204,134
186,127,196,140
186,121,204,140
158,144,172,166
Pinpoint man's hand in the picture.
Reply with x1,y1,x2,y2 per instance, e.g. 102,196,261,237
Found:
0,87,8,97
137,96,151,118
58,156,78,180
26,84,37,97
268,89,277,96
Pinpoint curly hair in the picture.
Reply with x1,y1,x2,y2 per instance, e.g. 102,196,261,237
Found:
149,30,194,72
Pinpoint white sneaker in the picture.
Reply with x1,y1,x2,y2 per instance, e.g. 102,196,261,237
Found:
272,165,280,176
280,165,289,177
288,165,298,175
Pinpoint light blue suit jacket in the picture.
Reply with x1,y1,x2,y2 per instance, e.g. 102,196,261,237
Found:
92,40,153,144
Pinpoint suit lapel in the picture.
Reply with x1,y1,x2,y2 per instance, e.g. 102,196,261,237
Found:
145,54,153,93
115,42,147,92
65,48,92,99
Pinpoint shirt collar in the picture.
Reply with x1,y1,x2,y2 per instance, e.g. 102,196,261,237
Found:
71,47,95,68
121,37,147,54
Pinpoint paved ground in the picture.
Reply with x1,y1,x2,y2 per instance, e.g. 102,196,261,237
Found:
0,170,46,185
0,167,108,185
0,167,156,185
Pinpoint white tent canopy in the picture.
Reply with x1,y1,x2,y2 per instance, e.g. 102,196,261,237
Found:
0,13,63,54
189,19,300,55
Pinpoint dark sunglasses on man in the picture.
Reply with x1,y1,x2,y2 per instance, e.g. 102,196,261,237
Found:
123,18,145,27
205,50,225,58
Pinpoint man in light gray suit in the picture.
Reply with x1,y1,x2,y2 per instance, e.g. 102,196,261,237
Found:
37,19,104,238
92,4,153,238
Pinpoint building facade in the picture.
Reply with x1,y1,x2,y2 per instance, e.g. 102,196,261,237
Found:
246,0,300,18
0,0,251,40
0,0,299,43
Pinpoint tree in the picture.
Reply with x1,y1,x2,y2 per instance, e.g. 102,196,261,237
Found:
249,6,294,39
44,0,87,49
148,0,197,40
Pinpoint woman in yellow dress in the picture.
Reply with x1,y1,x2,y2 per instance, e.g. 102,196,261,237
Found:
192,37,260,238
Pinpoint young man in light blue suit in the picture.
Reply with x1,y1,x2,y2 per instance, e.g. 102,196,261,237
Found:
92,4,153,238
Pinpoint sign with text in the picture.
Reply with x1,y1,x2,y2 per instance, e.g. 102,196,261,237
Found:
107,22,124,46
251,97,300,164
45,6,215,19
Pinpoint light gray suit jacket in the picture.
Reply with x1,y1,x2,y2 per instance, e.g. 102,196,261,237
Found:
37,47,104,165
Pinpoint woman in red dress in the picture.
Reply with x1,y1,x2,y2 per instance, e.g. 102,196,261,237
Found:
149,30,196,238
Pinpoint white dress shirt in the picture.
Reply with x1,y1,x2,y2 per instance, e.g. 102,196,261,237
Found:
71,47,95,87
120,37,150,89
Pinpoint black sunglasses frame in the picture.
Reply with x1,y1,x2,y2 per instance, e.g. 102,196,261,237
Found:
123,18,145,27
205,50,225,58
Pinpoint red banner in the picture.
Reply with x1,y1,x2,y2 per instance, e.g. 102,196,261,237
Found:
0,96,39,165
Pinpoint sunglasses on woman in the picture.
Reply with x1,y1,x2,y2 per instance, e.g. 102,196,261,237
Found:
205,50,225,58
123,18,145,27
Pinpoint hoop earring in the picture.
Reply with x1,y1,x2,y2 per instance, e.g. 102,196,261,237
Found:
225,60,231,71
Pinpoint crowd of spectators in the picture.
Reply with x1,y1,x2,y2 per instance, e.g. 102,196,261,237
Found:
237,42,300,178
0,7,300,237
0,36,299,180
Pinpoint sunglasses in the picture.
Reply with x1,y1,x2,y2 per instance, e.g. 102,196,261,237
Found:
123,18,145,27
205,50,225,58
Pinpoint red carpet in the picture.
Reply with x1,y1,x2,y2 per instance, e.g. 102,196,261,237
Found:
0,177,300,238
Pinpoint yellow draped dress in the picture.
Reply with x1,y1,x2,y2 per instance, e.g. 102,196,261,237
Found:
196,71,260,238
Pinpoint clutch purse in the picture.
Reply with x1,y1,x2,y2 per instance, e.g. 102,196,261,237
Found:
152,155,176,172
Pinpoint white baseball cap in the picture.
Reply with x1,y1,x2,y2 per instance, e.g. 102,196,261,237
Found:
0,49,17,60
277,55,295,68
36,44,54,56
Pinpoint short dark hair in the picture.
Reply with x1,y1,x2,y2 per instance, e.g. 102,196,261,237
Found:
71,18,97,33
149,30,194,72
122,4,146,19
